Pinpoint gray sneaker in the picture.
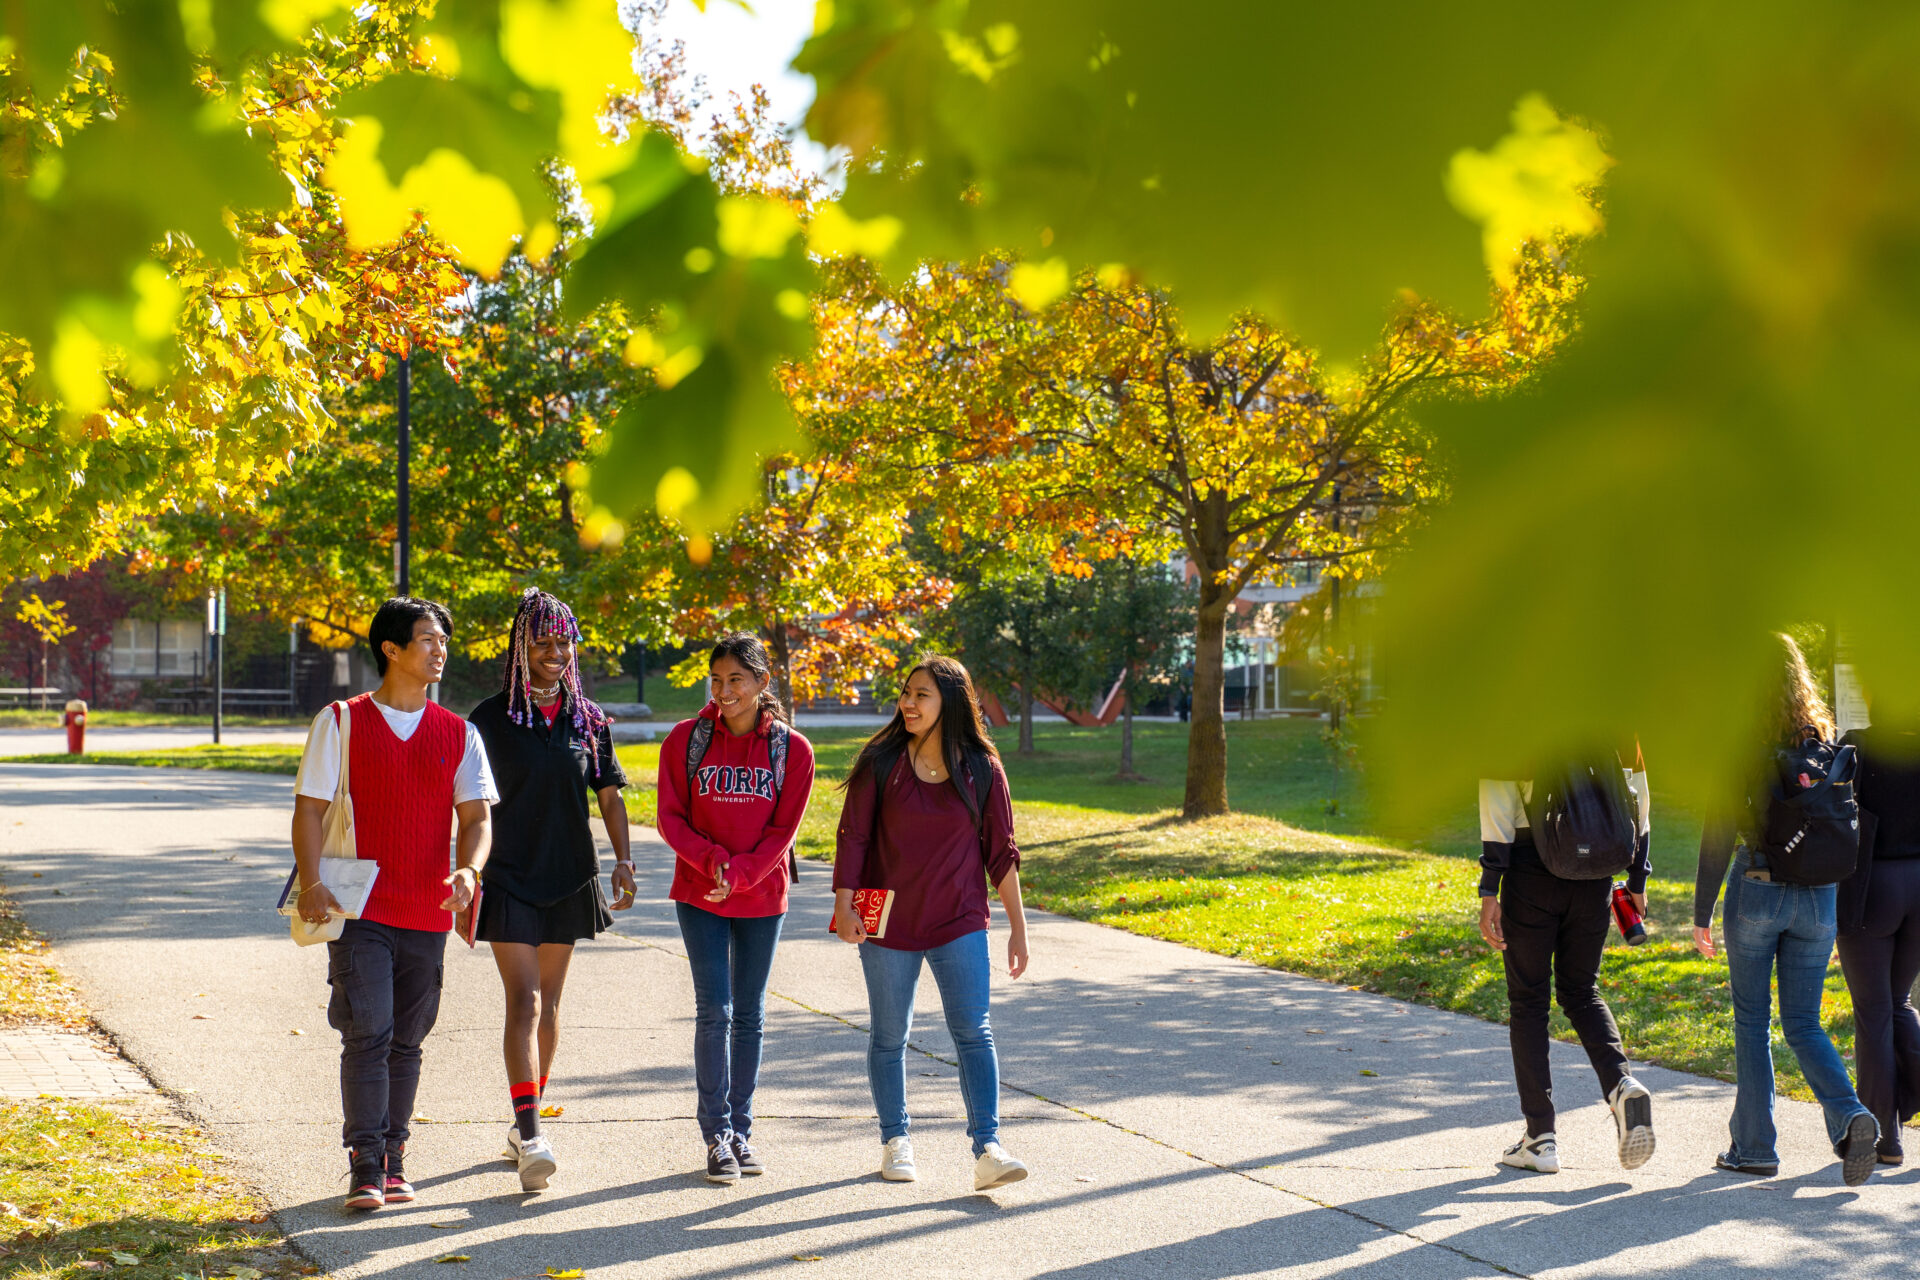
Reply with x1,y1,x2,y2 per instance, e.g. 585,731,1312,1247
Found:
1607,1076,1655,1170
730,1132,764,1176
1501,1132,1559,1174
706,1133,741,1184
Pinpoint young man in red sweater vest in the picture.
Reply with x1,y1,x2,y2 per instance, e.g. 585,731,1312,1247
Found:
292,598,497,1211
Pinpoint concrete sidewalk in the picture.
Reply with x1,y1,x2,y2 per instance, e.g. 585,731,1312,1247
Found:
2,762,1916,1279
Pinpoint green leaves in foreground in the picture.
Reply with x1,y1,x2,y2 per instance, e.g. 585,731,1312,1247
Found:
800,0,1920,806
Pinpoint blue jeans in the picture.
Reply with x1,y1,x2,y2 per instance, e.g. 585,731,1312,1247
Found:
860,930,1001,1156
1722,854,1873,1164
676,903,785,1143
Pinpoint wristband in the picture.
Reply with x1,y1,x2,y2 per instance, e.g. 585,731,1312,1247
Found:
615,859,635,867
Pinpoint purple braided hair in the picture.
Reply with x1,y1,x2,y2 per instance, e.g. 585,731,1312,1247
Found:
502,587,610,736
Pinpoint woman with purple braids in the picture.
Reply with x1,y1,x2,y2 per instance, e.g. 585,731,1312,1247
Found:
467,588,633,1192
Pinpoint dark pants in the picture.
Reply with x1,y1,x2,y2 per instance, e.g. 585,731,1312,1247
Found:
326,919,447,1159
676,903,785,1142
1501,862,1629,1135
1836,857,1920,1144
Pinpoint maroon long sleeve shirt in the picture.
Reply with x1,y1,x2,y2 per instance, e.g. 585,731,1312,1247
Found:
833,752,1021,952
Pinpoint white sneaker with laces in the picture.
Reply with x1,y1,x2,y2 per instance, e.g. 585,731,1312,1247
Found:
879,1135,917,1182
517,1133,558,1192
1607,1076,1655,1170
1501,1132,1559,1174
973,1140,1029,1190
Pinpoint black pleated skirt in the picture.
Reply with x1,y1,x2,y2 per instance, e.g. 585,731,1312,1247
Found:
474,878,613,946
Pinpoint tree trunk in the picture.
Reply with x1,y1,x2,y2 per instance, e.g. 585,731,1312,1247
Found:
1119,699,1135,777
1183,594,1231,817
765,620,796,722
1018,685,1035,754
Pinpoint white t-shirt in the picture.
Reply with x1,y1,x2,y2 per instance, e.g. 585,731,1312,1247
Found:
294,698,498,806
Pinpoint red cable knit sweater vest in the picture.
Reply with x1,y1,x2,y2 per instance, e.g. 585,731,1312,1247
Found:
344,693,465,932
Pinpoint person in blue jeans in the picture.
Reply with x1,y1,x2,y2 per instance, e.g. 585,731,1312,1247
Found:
1693,633,1879,1185
832,656,1032,1191
657,635,815,1183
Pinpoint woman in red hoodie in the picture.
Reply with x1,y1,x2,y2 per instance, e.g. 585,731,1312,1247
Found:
657,633,814,1183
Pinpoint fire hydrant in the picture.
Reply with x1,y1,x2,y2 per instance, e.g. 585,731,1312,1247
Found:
63,699,87,755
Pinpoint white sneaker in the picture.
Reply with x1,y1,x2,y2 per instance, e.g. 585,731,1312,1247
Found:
973,1141,1029,1190
503,1127,522,1163
516,1133,557,1192
1607,1076,1655,1170
1501,1131,1559,1174
879,1135,917,1182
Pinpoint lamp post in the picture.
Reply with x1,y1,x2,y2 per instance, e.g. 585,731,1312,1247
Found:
206,587,226,744
395,352,411,596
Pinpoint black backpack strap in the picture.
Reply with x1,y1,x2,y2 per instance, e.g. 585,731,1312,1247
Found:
767,719,790,799
964,748,993,827
868,742,904,832
766,719,796,880
685,717,715,786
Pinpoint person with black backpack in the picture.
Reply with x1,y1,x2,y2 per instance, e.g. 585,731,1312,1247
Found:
1692,632,1878,1184
1836,707,1920,1168
1478,746,1655,1174
657,633,815,1184
831,655,1031,1192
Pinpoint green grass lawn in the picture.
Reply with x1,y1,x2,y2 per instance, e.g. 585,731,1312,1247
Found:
0,710,305,728
1,876,308,1280
11,717,1850,1101
0,745,303,774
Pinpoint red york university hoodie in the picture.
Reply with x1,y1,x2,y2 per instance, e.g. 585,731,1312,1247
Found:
657,703,815,918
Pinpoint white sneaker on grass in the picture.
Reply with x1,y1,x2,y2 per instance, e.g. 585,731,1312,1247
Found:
1501,1132,1558,1173
879,1135,917,1182
1607,1076,1655,1170
973,1141,1029,1190
517,1133,557,1192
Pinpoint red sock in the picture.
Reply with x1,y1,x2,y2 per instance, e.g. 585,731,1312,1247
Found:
539,1073,549,1098
511,1080,540,1141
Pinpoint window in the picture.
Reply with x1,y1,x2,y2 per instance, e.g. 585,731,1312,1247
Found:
109,619,206,678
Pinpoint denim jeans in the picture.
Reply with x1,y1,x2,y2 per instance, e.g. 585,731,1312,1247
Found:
860,930,1001,1156
1722,853,1874,1164
325,919,446,1159
676,903,785,1142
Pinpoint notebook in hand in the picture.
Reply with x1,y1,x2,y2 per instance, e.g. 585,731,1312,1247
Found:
830,888,895,939
277,859,379,918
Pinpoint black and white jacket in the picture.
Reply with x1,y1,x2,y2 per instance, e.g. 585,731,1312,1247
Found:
1477,766,1652,897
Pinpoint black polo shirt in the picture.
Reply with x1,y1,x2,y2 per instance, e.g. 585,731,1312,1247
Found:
469,691,628,906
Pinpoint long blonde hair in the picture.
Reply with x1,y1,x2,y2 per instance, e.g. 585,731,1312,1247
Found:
1770,632,1835,744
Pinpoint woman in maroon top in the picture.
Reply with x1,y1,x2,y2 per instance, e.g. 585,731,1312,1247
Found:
658,634,814,1184
832,655,1031,1191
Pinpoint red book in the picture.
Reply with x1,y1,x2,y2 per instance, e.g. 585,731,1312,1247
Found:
832,888,895,939
455,884,483,949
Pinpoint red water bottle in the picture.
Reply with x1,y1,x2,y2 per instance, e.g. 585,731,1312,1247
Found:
1610,883,1647,946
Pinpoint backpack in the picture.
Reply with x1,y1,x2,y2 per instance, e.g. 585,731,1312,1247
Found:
684,715,799,881
1754,728,1860,886
1525,756,1640,881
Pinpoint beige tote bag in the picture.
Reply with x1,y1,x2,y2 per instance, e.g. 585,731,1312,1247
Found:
291,700,357,946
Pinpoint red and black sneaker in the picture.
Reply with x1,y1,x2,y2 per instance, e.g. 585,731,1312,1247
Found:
345,1149,385,1211
384,1144,415,1203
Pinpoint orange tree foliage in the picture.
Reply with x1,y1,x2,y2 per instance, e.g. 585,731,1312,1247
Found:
799,253,1585,816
